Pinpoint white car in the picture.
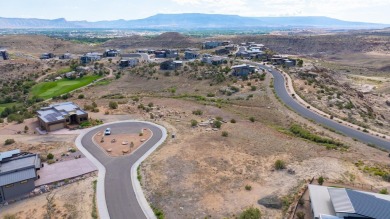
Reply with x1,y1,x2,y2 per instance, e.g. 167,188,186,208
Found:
104,128,111,135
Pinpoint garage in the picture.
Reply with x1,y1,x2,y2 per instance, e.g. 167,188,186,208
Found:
48,122,65,131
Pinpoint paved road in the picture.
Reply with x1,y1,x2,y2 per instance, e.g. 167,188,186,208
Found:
81,122,164,219
265,66,390,150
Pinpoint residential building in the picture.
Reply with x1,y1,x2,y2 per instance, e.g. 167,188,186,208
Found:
154,49,178,58
184,51,200,60
104,49,120,57
40,53,55,59
37,102,88,132
119,58,139,67
201,54,226,65
215,48,230,55
203,41,230,49
231,64,257,77
160,60,183,70
0,149,42,202
235,51,250,58
224,45,236,51
0,49,9,60
309,184,390,219
80,52,101,64
59,53,72,59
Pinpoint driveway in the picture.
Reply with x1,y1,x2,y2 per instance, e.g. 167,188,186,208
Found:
79,121,166,219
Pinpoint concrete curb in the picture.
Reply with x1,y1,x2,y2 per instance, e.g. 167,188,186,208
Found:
75,120,167,219
75,127,110,219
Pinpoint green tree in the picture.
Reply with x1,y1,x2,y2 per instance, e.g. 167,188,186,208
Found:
318,176,325,185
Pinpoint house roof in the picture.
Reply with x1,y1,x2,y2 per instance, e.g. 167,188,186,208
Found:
329,188,390,219
308,185,336,218
0,153,40,186
37,102,87,123
0,149,20,162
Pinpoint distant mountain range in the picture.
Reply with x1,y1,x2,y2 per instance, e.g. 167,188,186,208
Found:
0,13,388,29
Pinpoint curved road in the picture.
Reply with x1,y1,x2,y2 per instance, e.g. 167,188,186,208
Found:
266,66,390,150
80,121,166,219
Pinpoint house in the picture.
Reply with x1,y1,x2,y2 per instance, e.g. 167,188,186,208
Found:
40,53,55,59
203,41,230,49
215,48,230,55
160,60,182,70
154,49,178,58
0,149,42,202
37,102,88,132
184,51,200,60
236,51,250,58
309,184,390,219
201,54,226,65
0,49,9,60
59,53,72,59
104,49,120,57
80,52,101,64
231,64,257,77
64,71,77,78
119,58,139,68
224,45,236,51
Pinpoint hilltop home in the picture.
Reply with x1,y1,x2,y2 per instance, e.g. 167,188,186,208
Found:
119,58,139,68
37,102,88,132
104,49,120,57
0,49,9,60
59,53,72,59
154,49,178,59
201,54,226,65
40,53,55,59
309,184,390,219
203,41,230,49
231,64,256,77
0,149,42,202
80,52,101,64
184,51,200,60
215,48,230,55
160,60,183,70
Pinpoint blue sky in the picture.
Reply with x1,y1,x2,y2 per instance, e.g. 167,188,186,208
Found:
1,0,389,24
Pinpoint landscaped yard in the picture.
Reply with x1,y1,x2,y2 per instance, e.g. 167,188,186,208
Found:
0,103,17,113
30,75,102,100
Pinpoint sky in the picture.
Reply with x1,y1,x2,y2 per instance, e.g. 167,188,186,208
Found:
1,0,389,24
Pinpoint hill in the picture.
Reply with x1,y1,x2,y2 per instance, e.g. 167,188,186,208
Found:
0,13,388,29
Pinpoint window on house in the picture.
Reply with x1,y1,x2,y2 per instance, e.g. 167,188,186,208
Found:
5,183,14,188
20,180,28,184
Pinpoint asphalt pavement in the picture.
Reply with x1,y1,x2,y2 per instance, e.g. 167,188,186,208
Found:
266,66,390,150
81,122,164,219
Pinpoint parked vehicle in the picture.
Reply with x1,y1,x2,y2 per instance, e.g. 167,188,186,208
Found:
104,128,111,135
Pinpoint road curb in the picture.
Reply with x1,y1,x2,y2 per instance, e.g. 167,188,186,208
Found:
75,120,167,219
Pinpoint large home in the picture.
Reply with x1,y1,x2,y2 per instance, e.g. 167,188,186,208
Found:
0,149,42,202
160,60,183,70
309,184,390,219
0,49,9,60
40,53,55,59
104,49,120,57
231,64,257,77
184,51,200,60
154,49,178,59
203,41,231,49
37,102,88,132
215,48,230,55
119,58,139,68
201,54,227,65
59,53,72,59
80,52,101,64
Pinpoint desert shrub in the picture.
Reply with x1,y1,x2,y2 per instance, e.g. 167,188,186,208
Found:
230,119,236,123
3,214,17,219
239,207,261,219
152,206,165,219
92,101,98,108
78,94,85,99
274,160,286,170
318,176,324,185
47,153,54,160
222,131,228,137
249,117,255,122
296,211,305,219
245,185,252,191
251,86,257,91
4,139,15,145
289,124,346,148
213,120,222,129
192,109,203,115
92,108,100,112
148,102,154,107
191,120,198,127
0,118,4,123
379,188,389,194
109,101,118,109
216,116,223,121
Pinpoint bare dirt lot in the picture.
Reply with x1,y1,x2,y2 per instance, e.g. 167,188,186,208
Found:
0,176,97,219
93,129,151,156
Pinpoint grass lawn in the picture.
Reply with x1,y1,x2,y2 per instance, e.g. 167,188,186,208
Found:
30,75,102,100
0,103,18,113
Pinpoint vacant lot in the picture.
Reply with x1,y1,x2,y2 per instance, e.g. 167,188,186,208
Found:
30,75,101,99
